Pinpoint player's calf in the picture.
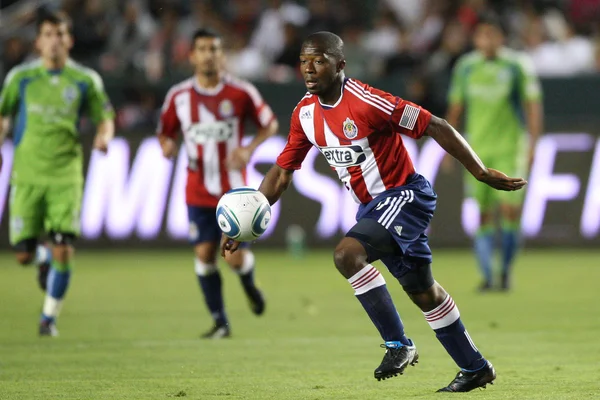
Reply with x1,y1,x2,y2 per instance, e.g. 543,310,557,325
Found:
226,250,265,316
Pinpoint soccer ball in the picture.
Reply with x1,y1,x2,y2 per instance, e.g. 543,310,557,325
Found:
216,187,272,242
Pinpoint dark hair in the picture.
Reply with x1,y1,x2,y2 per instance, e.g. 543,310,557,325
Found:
36,11,72,35
302,31,345,60
476,11,506,35
191,28,221,44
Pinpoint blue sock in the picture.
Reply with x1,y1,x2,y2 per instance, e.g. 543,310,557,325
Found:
197,271,228,327
424,295,486,371
349,265,410,345
501,223,520,278
474,228,494,285
41,261,71,323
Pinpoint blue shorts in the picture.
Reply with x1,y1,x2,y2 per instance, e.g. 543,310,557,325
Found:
355,174,437,263
187,206,249,248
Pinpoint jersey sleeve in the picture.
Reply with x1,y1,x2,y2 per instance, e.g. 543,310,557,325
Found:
0,68,21,117
86,70,115,124
516,54,542,103
243,81,275,128
276,108,312,170
156,87,181,139
448,58,467,105
363,85,432,140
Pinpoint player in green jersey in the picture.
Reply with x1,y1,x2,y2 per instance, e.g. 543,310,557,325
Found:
446,13,543,291
0,12,115,336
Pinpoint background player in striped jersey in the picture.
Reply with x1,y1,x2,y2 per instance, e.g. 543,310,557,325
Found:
223,32,526,392
157,29,279,339
447,13,543,291
0,12,115,336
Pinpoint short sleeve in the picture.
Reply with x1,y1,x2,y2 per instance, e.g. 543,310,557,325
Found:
86,70,115,124
276,108,312,170
243,81,275,128
156,88,181,139
517,54,542,102
0,68,21,117
448,58,467,105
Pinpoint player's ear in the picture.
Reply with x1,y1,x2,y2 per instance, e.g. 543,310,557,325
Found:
337,59,346,72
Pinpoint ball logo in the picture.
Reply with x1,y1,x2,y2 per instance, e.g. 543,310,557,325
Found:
217,214,232,234
260,211,271,231
342,117,358,139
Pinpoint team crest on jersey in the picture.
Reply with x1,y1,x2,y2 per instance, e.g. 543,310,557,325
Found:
342,118,358,139
219,99,234,118
63,86,77,105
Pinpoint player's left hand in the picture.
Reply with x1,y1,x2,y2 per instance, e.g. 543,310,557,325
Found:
220,233,241,257
93,133,110,153
480,168,527,191
227,147,252,170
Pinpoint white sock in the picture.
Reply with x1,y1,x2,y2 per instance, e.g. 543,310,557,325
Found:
43,295,63,318
423,294,460,330
195,259,218,276
347,264,386,295
35,245,51,265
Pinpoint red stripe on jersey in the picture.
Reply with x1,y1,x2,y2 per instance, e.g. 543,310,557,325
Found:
348,166,372,203
190,92,205,190
218,142,230,193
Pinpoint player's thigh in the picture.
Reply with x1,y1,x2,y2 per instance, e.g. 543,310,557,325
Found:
9,183,45,246
188,205,222,264
44,183,82,237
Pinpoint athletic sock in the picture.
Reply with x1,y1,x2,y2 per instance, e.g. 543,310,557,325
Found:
349,265,411,346
501,221,520,280
424,294,486,371
195,259,228,327
41,260,71,323
35,244,52,265
236,251,256,293
474,226,494,285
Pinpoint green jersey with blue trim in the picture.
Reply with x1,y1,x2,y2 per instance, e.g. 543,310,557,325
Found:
448,48,541,156
0,59,114,184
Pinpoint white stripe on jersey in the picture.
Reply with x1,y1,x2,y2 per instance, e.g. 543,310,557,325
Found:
198,104,222,196
346,80,394,112
345,84,393,116
174,90,199,163
298,104,317,144
353,136,387,198
323,120,361,204
162,78,193,112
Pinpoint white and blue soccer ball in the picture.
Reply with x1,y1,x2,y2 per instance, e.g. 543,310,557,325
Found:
216,187,272,242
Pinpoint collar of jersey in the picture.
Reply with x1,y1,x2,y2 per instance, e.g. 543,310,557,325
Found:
319,78,347,110
193,78,224,96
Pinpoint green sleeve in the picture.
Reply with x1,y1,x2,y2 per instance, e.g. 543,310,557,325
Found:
86,70,115,124
448,59,467,105
517,54,542,103
0,69,21,117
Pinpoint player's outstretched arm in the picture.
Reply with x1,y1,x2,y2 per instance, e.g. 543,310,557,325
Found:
221,165,293,256
425,115,527,191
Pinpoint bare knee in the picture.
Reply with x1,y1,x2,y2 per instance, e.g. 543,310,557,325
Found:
15,252,35,266
407,281,448,312
52,245,73,263
333,237,368,279
194,242,218,264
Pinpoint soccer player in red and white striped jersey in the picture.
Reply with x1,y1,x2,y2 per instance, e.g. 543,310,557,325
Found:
157,29,279,339
222,32,527,392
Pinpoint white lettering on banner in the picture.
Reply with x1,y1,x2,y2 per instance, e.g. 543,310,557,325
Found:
81,137,173,239
521,133,594,237
166,144,188,239
581,139,600,238
0,141,14,221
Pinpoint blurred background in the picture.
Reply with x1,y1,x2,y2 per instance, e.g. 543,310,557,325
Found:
1,0,600,249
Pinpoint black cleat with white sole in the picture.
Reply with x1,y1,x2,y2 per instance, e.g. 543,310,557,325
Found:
201,324,230,339
437,361,496,392
374,340,419,381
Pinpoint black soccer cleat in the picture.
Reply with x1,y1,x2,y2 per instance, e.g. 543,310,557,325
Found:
437,361,496,392
37,262,51,292
500,273,511,291
374,341,419,381
245,286,265,316
201,324,231,339
39,320,59,337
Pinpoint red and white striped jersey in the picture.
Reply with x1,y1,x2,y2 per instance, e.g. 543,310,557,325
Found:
158,75,275,207
276,78,432,204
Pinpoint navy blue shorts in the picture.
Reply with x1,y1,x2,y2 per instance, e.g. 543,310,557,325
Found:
354,174,437,263
187,206,249,248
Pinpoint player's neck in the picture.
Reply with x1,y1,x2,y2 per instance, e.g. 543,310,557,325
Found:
195,73,221,89
318,76,344,106
42,57,67,70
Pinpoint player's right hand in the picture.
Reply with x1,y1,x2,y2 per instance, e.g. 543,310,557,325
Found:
220,233,241,257
480,168,527,191
158,135,177,159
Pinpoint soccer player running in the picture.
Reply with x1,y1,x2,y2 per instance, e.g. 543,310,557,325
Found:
0,12,115,336
157,29,279,339
447,13,543,291
222,32,527,392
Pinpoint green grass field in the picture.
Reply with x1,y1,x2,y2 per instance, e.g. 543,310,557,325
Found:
1,248,599,399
